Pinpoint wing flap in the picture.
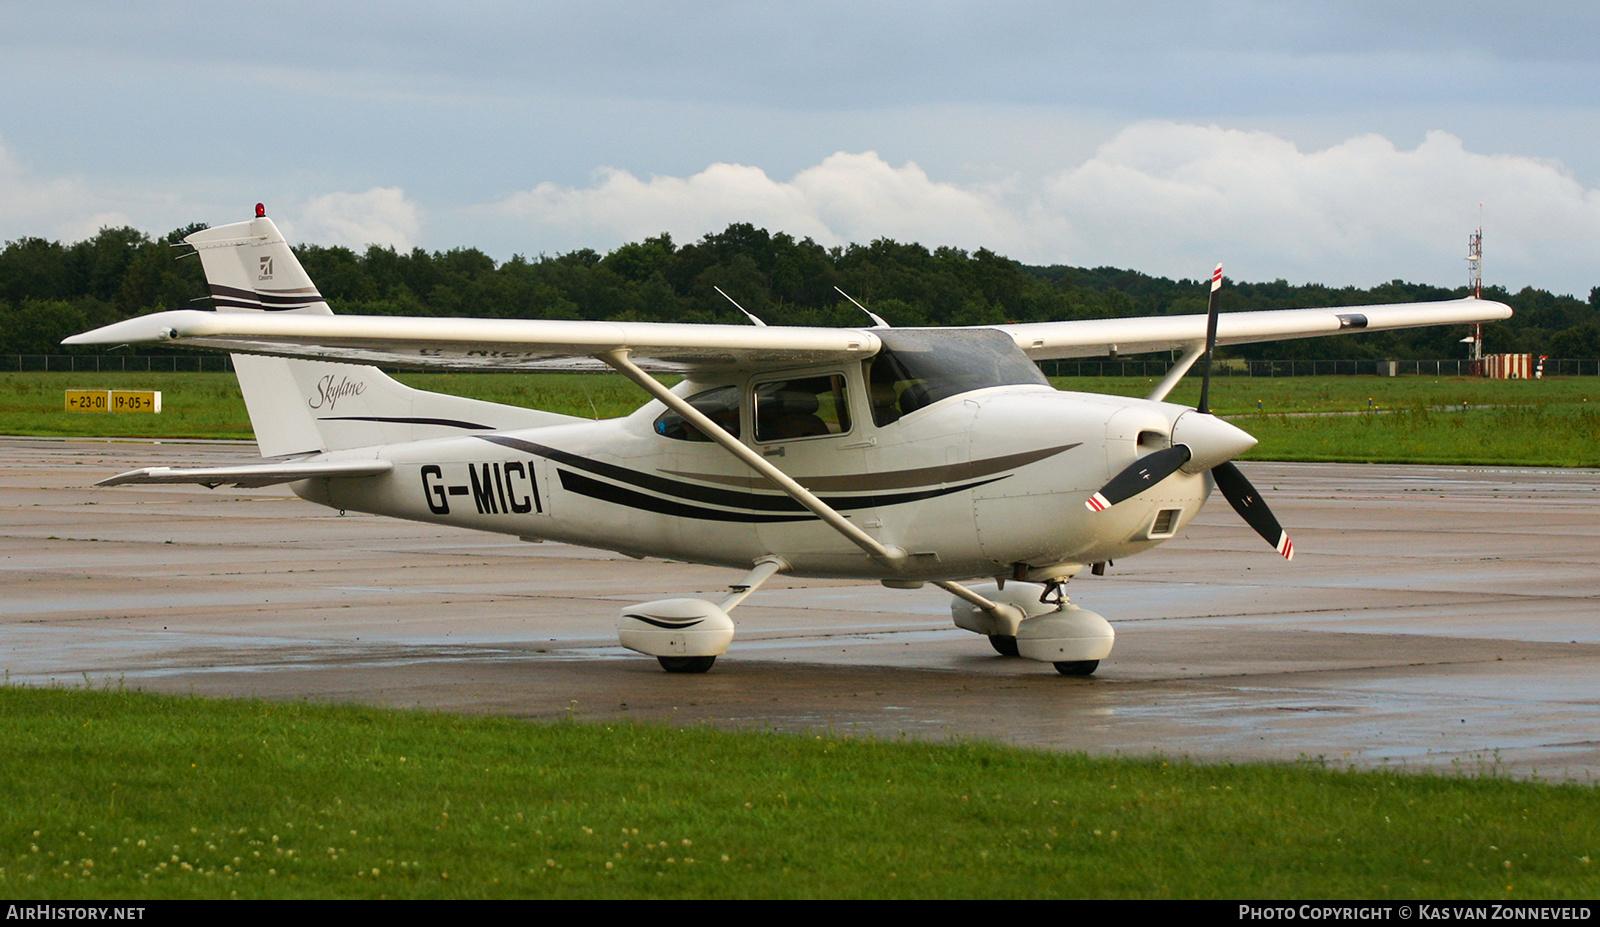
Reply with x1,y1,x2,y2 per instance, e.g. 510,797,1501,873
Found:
96,459,393,488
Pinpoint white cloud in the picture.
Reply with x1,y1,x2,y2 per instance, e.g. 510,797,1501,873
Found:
1043,124,1600,290
480,127,1600,295
0,137,123,242
4,117,1596,296
60,211,137,243
489,162,834,246
789,152,1021,251
0,134,219,244
288,187,422,251
486,152,1024,253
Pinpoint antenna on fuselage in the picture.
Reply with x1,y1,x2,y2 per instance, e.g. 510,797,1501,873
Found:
714,286,767,327
834,286,890,328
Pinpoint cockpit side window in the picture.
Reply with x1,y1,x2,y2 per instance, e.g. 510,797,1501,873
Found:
753,374,851,443
866,329,1048,427
653,385,741,442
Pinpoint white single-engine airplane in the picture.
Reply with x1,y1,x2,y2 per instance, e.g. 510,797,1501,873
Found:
67,207,1511,675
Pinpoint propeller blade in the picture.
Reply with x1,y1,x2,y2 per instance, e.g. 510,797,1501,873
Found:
1085,445,1192,512
1212,461,1294,559
1197,263,1223,415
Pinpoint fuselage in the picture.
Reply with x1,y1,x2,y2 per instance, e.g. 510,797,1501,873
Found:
295,373,1218,582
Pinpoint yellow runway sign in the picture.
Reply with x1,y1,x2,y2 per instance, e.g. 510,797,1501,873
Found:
65,390,162,413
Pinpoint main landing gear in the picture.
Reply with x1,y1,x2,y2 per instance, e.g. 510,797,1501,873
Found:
616,558,785,674
615,561,1113,677
950,580,1115,676
617,598,736,674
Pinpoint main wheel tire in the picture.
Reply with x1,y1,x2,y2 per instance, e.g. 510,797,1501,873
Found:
988,635,1020,657
1053,660,1099,676
658,655,717,674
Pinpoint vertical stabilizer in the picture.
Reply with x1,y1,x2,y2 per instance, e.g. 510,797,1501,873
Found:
186,212,335,316
185,210,574,458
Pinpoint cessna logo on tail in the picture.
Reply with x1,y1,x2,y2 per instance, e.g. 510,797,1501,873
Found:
259,256,273,279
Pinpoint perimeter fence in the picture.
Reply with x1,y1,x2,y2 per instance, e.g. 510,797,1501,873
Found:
6,354,1600,377
1036,358,1600,378
3,354,236,373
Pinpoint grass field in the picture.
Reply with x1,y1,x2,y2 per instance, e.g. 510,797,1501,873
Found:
0,371,647,440
3,686,1596,900
4,370,1596,466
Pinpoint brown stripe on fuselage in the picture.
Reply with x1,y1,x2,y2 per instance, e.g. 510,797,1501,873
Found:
658,443,1078,492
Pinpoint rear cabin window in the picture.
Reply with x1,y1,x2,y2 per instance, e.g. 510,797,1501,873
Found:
866,329,1048,426
653,385,741,441
753,375,852,443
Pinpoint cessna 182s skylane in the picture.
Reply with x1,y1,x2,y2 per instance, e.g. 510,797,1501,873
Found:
67,207,1511,675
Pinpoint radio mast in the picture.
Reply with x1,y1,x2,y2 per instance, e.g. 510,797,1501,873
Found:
1467,205,1483,364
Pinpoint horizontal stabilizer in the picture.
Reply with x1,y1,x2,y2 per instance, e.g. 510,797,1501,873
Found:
95,459,392,488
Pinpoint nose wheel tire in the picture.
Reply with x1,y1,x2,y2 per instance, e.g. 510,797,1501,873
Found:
1053,660,1099,676
657,655,717,674
988,635,1020,657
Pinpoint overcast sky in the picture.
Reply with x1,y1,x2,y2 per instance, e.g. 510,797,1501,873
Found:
3,1,1597,295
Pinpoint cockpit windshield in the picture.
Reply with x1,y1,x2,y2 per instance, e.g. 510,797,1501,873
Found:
866,328,1048,426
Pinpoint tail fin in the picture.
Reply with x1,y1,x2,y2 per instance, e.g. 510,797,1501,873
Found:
186,208,335,316
186,209,572,458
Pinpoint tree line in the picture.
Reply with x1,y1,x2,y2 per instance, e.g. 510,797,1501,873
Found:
3,222,1597,360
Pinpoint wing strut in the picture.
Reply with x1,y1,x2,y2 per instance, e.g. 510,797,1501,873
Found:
1144,342,1207,402
936,580,1025,634
718,556,788,611
599,350,909,570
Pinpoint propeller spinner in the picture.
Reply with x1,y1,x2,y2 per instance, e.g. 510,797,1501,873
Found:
1085,264,1294,560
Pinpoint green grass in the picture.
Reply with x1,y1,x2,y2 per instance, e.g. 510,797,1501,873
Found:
1235,404,1600,467
1049,373,1600,415
3,686,1596,900
0,371,649,440
3,371,1598,466
0,372,258,439
1067,374,1600,466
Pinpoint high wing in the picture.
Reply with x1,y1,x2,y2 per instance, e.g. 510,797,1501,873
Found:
64,310,882,373
65,298,1509,371
1005,298,1510,360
